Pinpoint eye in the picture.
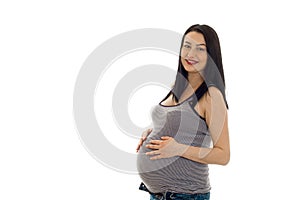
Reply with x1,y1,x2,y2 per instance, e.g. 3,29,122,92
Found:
183,44,191,49
197,47,206,52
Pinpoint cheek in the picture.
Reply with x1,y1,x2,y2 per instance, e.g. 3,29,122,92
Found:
198,57,207,68
194,54,208,71
180,49,187,58
197,52,207,61
197,54,208,68
180,56,185,63
180,51,187,64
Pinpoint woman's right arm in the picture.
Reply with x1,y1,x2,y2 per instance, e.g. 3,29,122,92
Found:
136,128,152,152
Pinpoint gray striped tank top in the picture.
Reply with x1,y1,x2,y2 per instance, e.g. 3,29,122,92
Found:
137,84,212,194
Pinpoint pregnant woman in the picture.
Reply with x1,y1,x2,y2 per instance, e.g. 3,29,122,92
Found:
136,24,230,200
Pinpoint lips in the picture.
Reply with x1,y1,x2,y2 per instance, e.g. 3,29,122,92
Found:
185,59,199,65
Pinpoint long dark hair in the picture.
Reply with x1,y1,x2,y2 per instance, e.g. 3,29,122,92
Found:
171,24,228,108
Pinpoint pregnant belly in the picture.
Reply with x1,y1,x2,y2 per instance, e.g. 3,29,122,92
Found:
137,141,180,193
136,130,187,191
137,141,208,194
137,138,177,174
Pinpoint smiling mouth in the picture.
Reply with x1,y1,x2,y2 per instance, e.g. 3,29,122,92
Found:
185,59,199,65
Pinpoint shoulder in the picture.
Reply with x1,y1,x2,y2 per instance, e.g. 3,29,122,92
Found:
203,86,228,126
203,86,226,109
207,86,224,99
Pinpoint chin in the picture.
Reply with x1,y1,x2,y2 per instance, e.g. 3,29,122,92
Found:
182,64,202,73
184,67,198,73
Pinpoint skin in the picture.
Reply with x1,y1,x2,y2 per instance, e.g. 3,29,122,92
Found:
136,31,230,165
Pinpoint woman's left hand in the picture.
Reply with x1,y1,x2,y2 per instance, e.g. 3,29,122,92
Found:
145,136,185,160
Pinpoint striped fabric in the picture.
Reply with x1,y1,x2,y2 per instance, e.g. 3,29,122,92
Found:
137,95,212,194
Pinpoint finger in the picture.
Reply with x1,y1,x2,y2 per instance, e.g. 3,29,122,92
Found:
146,150,160,156
146,144,159,149
136,138,144,152
141,134,147,140
142,128,153,139
136,140,142,149
137,138,142,146
161,136,171,140
136,144,141,152
150,155,162,160
149,140,162,145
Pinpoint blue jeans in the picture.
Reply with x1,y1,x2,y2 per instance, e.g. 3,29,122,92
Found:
150,192,210,200
139,182,210,200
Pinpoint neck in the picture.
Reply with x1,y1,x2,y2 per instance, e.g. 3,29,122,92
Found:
187,72,204,90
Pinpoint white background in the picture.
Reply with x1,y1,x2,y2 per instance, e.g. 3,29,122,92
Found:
1,0,300,199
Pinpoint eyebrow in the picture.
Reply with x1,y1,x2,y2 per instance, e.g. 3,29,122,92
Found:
184,41,206,46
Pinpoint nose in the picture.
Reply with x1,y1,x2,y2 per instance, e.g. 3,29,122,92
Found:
187,48,197,58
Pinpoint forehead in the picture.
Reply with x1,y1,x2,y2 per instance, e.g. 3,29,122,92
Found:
184,31,206,44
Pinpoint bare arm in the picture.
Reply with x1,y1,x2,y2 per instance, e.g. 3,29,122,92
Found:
180,87,230,165
146,87,230,165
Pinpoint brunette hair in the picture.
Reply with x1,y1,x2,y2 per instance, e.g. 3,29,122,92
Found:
171,24,228,108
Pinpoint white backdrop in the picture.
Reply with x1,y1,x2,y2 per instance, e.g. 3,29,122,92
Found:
1,0,300,199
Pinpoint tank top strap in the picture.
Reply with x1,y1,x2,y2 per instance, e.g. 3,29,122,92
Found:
188,82,208,107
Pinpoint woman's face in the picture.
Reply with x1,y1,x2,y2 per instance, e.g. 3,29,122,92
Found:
180,31,207,73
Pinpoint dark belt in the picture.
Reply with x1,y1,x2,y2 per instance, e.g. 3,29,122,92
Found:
139,182,209,199
139,182,164,196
